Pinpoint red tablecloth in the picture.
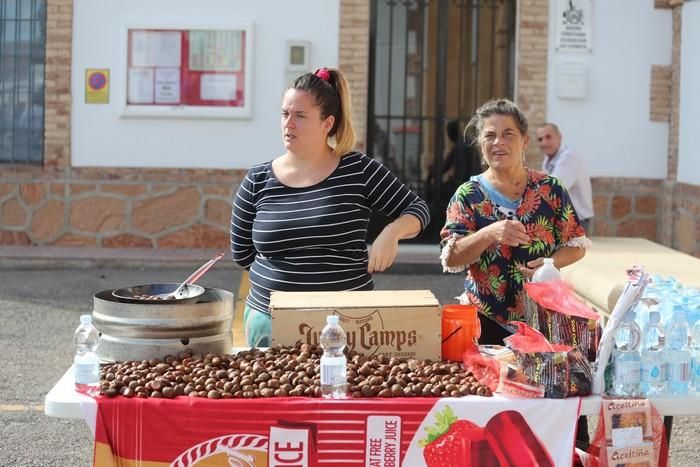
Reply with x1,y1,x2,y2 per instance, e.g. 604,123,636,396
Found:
93,395,581,466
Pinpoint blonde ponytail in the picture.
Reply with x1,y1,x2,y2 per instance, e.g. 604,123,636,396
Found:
328,69,357,156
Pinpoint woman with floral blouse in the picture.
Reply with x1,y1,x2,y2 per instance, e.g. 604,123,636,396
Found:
440,99,591,345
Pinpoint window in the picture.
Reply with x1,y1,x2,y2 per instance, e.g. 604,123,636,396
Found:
0,0,46,164
121,24,253,119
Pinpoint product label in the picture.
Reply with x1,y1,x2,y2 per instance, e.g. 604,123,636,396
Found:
641,363,664,383
320,357,346,386
74,361,99,385
693,358,700,385
667,362,689,383
615,360,640,386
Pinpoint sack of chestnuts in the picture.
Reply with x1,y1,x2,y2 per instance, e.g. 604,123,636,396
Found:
99,342,493,400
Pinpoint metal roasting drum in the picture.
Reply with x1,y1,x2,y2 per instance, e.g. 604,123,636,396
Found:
92,287,234,362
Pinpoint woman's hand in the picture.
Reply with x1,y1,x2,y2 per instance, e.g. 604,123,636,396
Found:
486,220,530,247
367,228,399,273
519,257,545,279
367,214,422,273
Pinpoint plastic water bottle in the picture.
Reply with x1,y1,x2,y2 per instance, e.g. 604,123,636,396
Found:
691,320,700,394
320,315,347,398
666,305,691,396
73,314,101,396
531,258,560,282
640,311,666,397
613,310,642,397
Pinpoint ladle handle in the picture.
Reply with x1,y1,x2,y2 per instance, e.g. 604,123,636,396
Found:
172,252,225,297
183,252,225,285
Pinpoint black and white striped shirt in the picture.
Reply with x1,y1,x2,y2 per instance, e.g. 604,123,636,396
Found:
231,152,430,314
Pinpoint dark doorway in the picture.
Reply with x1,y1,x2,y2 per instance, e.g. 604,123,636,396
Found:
367,0,517,243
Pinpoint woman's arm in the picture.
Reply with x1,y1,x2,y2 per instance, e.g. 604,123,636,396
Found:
367,214,422,273
230,171,259,269
445,220,530,268
552,245,586,268
363,156,430,272
520,246,586,278
363,157,431,231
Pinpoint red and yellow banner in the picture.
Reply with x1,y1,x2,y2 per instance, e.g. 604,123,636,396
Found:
93,395,580,466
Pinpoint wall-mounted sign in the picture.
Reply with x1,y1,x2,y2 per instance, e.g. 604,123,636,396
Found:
126,27,248,108
554,0,592,53
557,63,588,100
85,69,110,104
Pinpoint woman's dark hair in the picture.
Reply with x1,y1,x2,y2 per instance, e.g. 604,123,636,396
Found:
292,68,356,156
465,98,529,144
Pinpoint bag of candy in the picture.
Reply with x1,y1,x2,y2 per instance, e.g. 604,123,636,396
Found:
524,279,602,362
462,345,545,398
505,321,592,398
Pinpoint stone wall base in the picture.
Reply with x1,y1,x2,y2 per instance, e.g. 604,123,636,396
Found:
2,171,699,257
0,167,245,248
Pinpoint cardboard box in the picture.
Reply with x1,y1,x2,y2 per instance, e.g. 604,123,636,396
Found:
270,290,441,361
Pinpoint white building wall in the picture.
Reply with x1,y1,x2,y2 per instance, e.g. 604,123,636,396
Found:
71,0,339,169
678,1,700,185
545,0,672,178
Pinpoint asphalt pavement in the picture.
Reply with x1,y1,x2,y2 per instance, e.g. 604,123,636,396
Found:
0,250,698,466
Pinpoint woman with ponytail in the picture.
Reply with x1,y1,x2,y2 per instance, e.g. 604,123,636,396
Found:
231,67,430,347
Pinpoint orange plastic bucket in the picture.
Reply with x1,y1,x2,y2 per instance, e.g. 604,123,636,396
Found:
441,304,481,362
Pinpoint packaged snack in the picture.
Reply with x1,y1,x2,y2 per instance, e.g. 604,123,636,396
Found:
463,345,545,398
505,322,593,398
524,280,601,362
606,443,655,467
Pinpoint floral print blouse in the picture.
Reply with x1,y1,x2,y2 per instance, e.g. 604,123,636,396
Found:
440,169,587,324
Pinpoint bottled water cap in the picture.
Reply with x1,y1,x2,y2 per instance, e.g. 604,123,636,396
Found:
80,314,92,325
649,311,660,324
543,258,554,265
327,315,339,325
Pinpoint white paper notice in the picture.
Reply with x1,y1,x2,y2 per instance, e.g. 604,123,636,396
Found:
131,30,182,68
200,74,237,101
189,30,243,71
127,68,154,104
611,426,644,448
155,67,181,104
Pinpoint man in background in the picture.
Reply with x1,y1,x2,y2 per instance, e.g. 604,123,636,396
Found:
536,123,594,232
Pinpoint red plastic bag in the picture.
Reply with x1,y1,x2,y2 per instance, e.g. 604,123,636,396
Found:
504,321,571,353
524,280,599,320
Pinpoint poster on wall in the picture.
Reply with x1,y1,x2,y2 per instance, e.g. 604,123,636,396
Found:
200,74,237,101
189,30,243,72
126,27,248,110
554,0,592,53
127,68,154,104
155,67,181,104
131,30,182,68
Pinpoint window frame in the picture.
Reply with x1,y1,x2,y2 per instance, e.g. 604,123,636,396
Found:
0,0,47,165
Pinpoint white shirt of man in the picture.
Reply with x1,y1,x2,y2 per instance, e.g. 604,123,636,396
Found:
541,145,594,220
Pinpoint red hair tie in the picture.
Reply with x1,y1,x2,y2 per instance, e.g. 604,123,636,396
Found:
315,68,331,82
